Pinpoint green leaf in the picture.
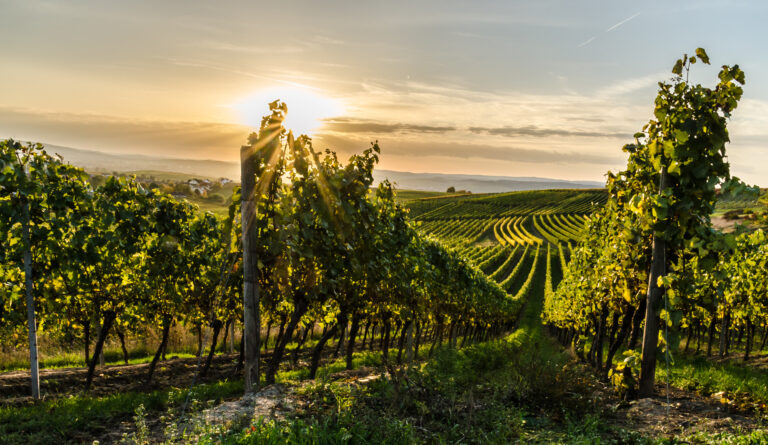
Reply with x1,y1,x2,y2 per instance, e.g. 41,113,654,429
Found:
673,129,689,144
695,47,710,64
672,59,684,76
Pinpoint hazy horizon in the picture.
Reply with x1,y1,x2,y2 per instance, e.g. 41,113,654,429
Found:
2,1,768,185
34,142,606,194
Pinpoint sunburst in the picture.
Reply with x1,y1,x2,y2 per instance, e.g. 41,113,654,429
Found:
231,87,343,136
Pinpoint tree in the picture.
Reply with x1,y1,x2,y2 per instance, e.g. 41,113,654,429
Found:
446,186,456,193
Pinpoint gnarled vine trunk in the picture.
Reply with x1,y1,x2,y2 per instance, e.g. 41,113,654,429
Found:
85,310,116,391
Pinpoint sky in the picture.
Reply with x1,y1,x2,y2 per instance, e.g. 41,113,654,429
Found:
1,0,767,184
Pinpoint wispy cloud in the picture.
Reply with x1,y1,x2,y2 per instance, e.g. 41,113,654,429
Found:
0,107,249,160
164,58,325,91
323,118,455,134
315,133,623,166
596,71,667,97
468,125,628,139
197,41,305,55
311,35,345,45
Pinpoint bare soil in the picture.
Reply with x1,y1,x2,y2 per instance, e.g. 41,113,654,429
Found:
0,353,240,404
711,215,738,232
604,382,762,438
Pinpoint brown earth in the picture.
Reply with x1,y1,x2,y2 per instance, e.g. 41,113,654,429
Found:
0,353,241,404
711,215,738,232
595,381,762,438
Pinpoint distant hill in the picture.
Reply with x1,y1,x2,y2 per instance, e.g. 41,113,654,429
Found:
374,170,604,193
39,143,240,179
36,142,604,193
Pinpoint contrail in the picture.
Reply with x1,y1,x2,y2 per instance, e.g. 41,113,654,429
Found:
577,36,597,48
606,12,641,32
577,12,641,48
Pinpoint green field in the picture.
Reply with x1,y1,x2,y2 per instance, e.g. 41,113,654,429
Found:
392,189,460,202
400,189,604,326
124,170,224,182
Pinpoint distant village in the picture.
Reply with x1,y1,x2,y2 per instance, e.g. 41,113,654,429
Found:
88,171,235,203
185,177,233,196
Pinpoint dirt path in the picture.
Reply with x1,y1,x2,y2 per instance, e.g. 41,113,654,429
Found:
0,354,240,403
711,215,738,232
109,366,383,443
0,343,374,404
607,383,760,438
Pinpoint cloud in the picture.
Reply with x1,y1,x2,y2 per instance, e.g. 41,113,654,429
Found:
197,41,306,55
596,71,667,97
467,125,629,139
322,118,455,134
314,133,624,166
564,116,606,123
0,107,250,160
311,35,345,45
165,58,325,90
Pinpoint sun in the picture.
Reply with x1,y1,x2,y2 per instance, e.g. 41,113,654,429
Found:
231,87,343,136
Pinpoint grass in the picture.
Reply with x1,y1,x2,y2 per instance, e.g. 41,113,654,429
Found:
7,270,767,443
185,196,230,216
276,351,383,383
0,324,370,373
0,349,199,372
195,254,646,444
0,349,375,445
580,327,768,416
202,328,633,444
0,379,243,445
657,353,768,408
0,338,203,372
0,340,413,444
393,189,451,202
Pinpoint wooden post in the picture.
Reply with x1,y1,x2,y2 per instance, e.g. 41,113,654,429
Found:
241,143,261,393
23,199,40,400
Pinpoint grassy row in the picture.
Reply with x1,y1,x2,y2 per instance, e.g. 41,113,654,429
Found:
533,215,565,245
545,214,580,241
510,245,542,305
515,216,544,245
498,245,532,292
476,246,510,274
487,245,521,281
408,189,608,220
